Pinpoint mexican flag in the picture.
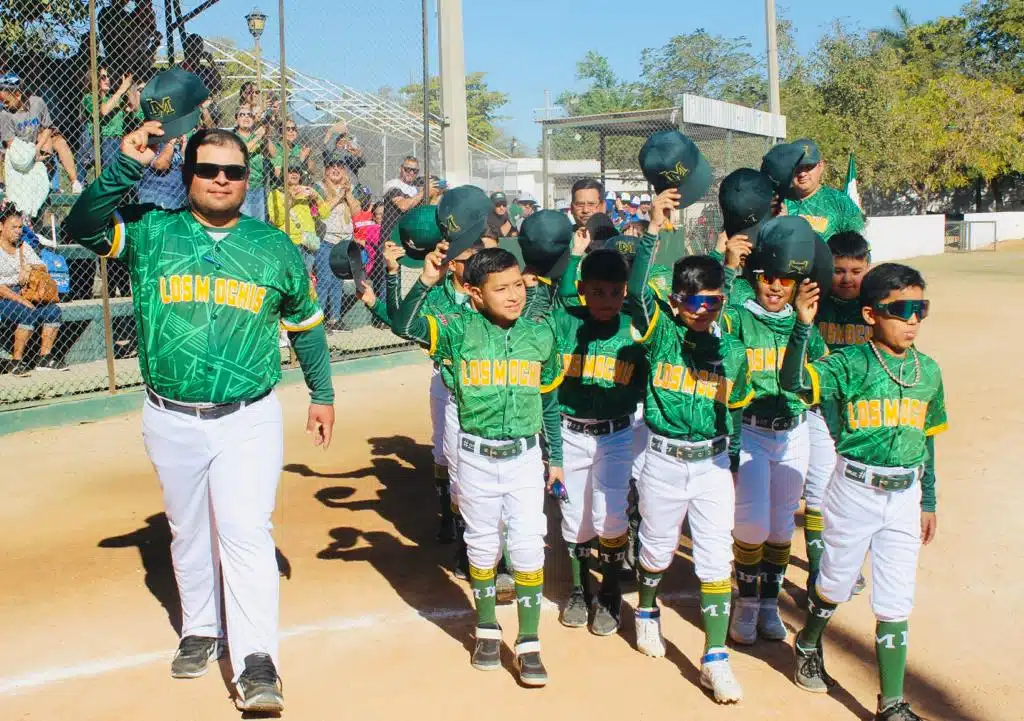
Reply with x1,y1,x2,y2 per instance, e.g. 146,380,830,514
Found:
844,152,862,210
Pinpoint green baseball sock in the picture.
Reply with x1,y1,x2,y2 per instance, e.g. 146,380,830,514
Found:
598,534,628,595
733,539,763,598
700,579,733,652
637,567,663,609
568,541,592,593
514,569,544,641
876,620,909,708
432,463,453,521
760,541,791,600
469,566,497,627
804,508,824,578
796,584,838,650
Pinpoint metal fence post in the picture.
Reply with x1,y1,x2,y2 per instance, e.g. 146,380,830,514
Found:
542,123,550,208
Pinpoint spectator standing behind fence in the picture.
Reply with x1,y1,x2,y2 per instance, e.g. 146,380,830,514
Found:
268,167,319,270
138,134,189,210
78,67,143,178
322,120,365,183
311,154,361,330
234,106,268,220
0,74,82,194
0,204,66,376
380,155,432,246
268,119,310,185
97,0,160,83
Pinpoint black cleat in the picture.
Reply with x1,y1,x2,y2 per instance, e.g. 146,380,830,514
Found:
234,653,283,713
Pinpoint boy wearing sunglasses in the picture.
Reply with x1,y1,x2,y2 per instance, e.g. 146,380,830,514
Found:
783,264,945,721
722,216,828,648
625,190,753,704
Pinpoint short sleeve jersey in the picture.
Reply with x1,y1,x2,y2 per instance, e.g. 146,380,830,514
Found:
101,204,322,404
552,307,646,420
804,344,947,467
0,96,52,144
816,295,872,349
426,312,564,440
785,186,865,241
636,305,753,441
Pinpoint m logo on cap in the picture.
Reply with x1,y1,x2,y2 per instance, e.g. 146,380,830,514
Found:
443,214,461,234
147,96,175,117
659,161,690,185
803,144,811,157
745,213,760,226
788,260,810,273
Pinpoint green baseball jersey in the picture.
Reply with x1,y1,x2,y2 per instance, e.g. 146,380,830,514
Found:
636,305,753,441
648,263,673,300
523,281,556,320
68,154,324,404
426,312,564,440
816,295,872,349
785,186,865,241
724,301,827,419
802,344,947,468
552,307,646,420
424,276,471,390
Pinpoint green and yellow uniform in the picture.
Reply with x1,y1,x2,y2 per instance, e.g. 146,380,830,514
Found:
785,186,864,242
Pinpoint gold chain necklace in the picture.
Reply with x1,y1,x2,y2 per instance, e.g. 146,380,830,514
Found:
868,341,921,388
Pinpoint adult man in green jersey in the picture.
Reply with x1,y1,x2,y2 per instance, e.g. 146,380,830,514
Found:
65,121,334,714
785,138,865,242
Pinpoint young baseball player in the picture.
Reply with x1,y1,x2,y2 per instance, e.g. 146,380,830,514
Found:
722,216,828,647
784,264,945,721
551,240,646,635
804,231,873,593
627,190,753,704
392,241,564,688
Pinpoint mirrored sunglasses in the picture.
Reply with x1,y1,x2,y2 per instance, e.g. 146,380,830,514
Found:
754,272,798,289
193,162,248,181
874,299,930,321
669,293,724,313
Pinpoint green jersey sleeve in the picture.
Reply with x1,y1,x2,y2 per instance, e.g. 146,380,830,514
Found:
780,321,854,406
279,245,325,332
424,311,466,365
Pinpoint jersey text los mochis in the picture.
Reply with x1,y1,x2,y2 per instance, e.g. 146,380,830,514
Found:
460,359,542,388
818,321,871,346
846,398,930,431
652,362,734,404
746,346,787,372
562,353,636,386
159,274,267,315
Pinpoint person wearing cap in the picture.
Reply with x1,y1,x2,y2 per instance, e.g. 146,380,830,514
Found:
637,193,652,221
784,138,865,241
64,109,334,711
321,119,366,182
0,74,82,194
610,193,630,228
312,153,362,330
514,192,538,230
488,191,515,237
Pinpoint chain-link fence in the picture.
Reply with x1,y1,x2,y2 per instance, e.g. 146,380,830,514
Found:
944,220,999,252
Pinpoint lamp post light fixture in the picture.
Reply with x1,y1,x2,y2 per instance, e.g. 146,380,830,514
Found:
245,7,267,103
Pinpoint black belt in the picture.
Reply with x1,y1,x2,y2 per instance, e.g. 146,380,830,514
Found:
841,460,921,492
650,436,727,462
461,435,538,460
562,416,631,436
743,412,806,432
146,387,271,420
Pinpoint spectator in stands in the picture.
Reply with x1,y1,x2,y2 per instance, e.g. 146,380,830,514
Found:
182,33,223,126
569,177,605,230
312,154,361,330
487,191,515,237
637,193,652,221
322,120,366,182
97,0,160,83
0,73,82,193
351,189,376,242
514,192,538,230
0,204,66,375
77,66,142,178
268,167,319,269
268,118,311,184
380,155,432,245
233,105,268,220
138,134,188,210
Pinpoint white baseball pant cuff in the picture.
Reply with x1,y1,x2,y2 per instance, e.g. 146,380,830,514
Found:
637,435,735,580
804,409,836,510
429,365,448,467
456,433,547,572
559,420,633,544
630,404,647,480
442,392,460,505
817,457,922,620
143,391,283,683
734,422,810,546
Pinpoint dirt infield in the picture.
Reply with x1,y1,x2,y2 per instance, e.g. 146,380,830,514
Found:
2,249,1021,721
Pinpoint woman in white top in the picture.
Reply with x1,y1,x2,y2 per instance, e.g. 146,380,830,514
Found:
312,155,361,329
0,205,65,376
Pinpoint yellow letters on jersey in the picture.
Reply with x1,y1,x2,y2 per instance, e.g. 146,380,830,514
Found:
846,398,929,432
562,353,636,386
159,274,268,315
459,359,542,388
745,346,787,372
818,321,871,346
652,362,735,404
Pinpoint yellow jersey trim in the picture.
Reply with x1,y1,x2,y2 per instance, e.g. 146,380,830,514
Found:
425,315,439,357
536,276,552,286
105,210,126,259
637,303,661,344
722,313,733,334
540,370,565,394
728,387,756,410
806,363,822,406
280,309,324,332
924,422,948,438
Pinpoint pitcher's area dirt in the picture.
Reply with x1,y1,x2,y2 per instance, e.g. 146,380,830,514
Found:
2,250,1021,721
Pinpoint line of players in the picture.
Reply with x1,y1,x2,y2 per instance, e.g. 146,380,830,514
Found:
350,132,945,721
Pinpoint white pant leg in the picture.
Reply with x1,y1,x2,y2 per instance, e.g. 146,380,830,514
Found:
456,434,506,570
630,405,647,480
142,401,221,641
499,444,547,572
442,393,460,505
817,469,881,604
869,481,922,621
768,422,810,543
804,410,836,511
560,426,597,543
684,454,736,583
592,425,634,540
428,367,448,467
206,393,284,682
637,445,690,573
734,426,772,545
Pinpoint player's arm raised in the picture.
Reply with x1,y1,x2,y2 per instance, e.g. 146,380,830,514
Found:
627,190,677,337
781,279,848,405
391,246,448,348
555,228,591,304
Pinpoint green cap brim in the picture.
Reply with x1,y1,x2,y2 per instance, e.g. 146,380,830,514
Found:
156,107,202,144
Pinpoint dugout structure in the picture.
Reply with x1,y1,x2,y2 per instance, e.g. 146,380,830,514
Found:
539,96,786,261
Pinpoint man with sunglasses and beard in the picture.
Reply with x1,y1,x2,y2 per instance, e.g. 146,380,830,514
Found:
381,155,435,245
65,122,335,714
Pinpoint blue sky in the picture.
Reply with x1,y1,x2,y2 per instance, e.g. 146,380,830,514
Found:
189,0,965,148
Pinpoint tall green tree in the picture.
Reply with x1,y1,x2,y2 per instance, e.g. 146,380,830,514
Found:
399,72,508,144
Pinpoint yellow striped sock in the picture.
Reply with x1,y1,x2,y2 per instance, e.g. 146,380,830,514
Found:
804,508,825,532
763,542,791,566
733,539,764,566
469,565,496,582
513,568,544,587
600,533,629,548
700,579,733,594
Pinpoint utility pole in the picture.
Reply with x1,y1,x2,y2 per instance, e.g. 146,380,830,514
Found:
438,0,469,185
535,90,559,208
765,0,781,117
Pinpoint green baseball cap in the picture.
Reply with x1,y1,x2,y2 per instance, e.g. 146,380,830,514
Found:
585,212,619,246
518,209,573,280
328,240,367,289
140,66,209,141
597,233,639,263
810,233,834,299
638,130,714,209
437,185,492,260
490,191,508,206
791,137,822,166
761,143,808,201
751,216,818,279
719,168,775,240
497,236,526,271
398,205,442,268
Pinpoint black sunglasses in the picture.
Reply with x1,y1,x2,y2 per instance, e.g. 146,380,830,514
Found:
874,299,929,321
401,165,419,174
193,162,248,181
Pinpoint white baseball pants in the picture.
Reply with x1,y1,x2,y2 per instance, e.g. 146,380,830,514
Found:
637,435,735,581
442,391,460,505
804,409,836,511
142,392,283,683
630,403,647,480
735,421,810,546
818,458,922,621
560,420,633,544
456,433,547,572
429,365,448,467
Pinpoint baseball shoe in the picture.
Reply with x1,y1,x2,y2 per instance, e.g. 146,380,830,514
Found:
471,626,502,671
876,696,924,721
729,597,759,645
170,635,222,679
853,572,867,595
514,639,547,687
757,598,788,641
634,607,665,657
495,572,515,604
234,653,284,713
560,586,589,628
699,649,743,703
793,640,834,693
589,590,621,636
436,516,457,544
9,360,32,377
36,355,69,371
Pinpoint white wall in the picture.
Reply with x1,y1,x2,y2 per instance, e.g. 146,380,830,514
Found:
864,215,946,262
963,211,1024,246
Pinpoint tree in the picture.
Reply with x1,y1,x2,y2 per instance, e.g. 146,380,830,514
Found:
964,0,1024,89
871,5,915,51
0,0,88,58
399,72,508,144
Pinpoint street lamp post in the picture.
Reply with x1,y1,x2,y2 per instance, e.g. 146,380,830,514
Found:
246,7,267,104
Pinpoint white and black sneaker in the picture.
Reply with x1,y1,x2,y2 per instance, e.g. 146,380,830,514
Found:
235,653,284,713
36,355,69,372
170,635,222,678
